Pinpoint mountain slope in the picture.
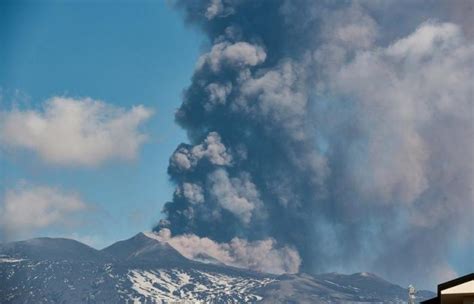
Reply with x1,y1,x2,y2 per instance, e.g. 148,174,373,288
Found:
0,237,107,262
0,233,435,303
102,232,189,265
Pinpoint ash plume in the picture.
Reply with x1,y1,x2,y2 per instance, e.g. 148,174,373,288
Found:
155,0,474,288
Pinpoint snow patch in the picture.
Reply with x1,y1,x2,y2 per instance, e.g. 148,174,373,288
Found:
127,268,274,303
0,257,25,263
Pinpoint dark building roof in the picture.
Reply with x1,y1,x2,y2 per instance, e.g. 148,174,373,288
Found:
421,273,474,304
421,297,439,304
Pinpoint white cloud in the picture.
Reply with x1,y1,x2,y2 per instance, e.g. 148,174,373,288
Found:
150,229,301,274
0,96,153,166
0,184,89,240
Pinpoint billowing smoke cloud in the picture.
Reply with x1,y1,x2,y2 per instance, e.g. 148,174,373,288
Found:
146,229,300,274
155,0,474,288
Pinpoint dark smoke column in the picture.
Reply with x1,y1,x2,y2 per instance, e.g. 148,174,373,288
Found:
154,0,474,288
154,0,326,273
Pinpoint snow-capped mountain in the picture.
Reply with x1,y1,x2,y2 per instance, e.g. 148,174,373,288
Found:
0,233,434,303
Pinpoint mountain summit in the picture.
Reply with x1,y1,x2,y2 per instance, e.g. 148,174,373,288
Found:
0,234,435,303
102,232,188,265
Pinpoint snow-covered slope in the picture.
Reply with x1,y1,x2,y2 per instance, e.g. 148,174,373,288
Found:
127,268,274,303
0,233,435,303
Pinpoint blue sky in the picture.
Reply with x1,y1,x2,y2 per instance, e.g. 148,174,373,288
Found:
0,0,203,248
0,1,472,289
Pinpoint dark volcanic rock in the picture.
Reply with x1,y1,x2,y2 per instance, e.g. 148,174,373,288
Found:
0,234,435,303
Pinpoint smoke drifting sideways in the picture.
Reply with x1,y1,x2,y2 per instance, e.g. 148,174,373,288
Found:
154,0,474,288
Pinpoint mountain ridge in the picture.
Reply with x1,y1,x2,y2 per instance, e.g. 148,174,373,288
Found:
0,233,435,303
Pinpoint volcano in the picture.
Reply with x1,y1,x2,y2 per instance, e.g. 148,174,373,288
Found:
0,233,435,303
